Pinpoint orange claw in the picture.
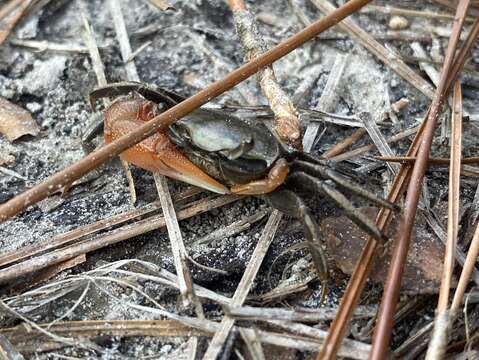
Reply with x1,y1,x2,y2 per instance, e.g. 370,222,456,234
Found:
104,98,229,194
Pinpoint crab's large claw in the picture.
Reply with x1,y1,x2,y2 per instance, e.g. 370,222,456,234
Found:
104,97,229,194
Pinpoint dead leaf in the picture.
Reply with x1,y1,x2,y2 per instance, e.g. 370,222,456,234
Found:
0,97,39,141
322,207,450,294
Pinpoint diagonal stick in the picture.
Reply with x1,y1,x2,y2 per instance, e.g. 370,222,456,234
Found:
0,0,373,222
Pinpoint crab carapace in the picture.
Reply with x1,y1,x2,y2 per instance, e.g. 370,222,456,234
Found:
88,81,397,296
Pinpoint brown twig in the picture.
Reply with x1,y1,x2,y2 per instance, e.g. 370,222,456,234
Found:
318,3,479,357
322,128,366,159
202,211,282,360
370,1,471,358
0,195,240,285
0,0,33,45
425,81,463,359
330,126,419,162
377,156,479,165
451,224,479,310
0,0,374,222
228,0,301,148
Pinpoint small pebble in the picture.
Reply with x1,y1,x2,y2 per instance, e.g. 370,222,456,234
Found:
26,102,42,113
388,16,409,30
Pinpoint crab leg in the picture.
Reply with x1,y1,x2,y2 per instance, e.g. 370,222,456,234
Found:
230,158,289,195
105,98,229,194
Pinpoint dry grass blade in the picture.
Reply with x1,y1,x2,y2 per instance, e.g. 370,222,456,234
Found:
0,317,369,359
0,334,24,360
0,0,33,45
330,126,419,162
0,194,240,285
202,211,282,360
358,112,399,174
309,0,436,100
108,0,198,311
452,224,479,311
425,81,463,359
377,156,479,165
9,38,100,53
303,53,348,152
224,304,376,322
153,175,199,308
370,1,472,358
0,0,374,222
1,320,205,340
361,4,476,21
318,9,479,355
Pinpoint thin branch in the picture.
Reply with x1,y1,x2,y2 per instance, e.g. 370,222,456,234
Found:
228,0,301,148
0,0,374,222
371,1,472,358
202,211,282,360
318,6,479,357
322,128,366,159
425,81,463,359
0,195,240,285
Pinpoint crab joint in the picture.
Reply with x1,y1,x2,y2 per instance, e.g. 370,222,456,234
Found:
230,158,289,195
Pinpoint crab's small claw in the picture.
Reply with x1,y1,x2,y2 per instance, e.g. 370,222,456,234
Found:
104,98,229,194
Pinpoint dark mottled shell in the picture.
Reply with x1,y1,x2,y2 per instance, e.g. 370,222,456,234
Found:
167,108,281,183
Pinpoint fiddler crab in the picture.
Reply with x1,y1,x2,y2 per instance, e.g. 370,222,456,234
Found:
87,81,397,295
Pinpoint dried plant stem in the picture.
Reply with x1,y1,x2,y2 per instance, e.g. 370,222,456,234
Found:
377,155,479,165
0,194,240,285
438,81,463,312
362,4,475,21
303,53,348,152
0,0,373,222
310,0,436,100
370,1,471,358
322,128,366,159
102,6,203,344
451,224,479,310
202,212,282,360
153,175,199,307
228,0,301,148
319,11,478,357
0,0,33,45
425,81,463,360
1,318,369,359
9,39,98,53
358,112,399,174
331,126,419,162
